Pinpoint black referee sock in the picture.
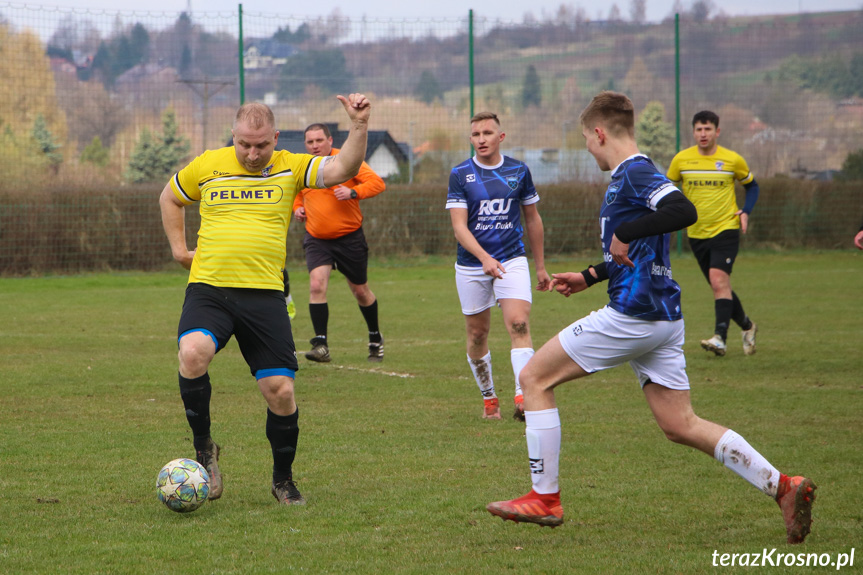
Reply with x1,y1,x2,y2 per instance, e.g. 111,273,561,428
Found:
359,300,381,341
178,373,212,448
714,298,733,341
309,303,329,345
266,408,299,483
731,291,753,330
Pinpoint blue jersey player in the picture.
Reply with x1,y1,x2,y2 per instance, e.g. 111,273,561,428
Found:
447,112,550,421
487,92,816,546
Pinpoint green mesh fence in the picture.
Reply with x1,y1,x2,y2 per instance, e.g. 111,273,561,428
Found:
0,5,862,274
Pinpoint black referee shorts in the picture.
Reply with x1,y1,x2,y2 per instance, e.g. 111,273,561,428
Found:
303,227,369,285
177,283,298,378
688,229,740,279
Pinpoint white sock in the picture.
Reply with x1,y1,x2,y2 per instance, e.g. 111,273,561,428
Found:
525,408,561,494
467,352,496,399
714,429,781,497
510,347,534,397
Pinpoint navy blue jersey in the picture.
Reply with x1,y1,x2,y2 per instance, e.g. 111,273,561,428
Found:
446,156,539,267
601,155,683,321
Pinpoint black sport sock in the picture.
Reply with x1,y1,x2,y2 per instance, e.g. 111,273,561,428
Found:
714,298,733,341
266,408,299,483
731,291,752,330
359,299,381,341
179,373,212,448
309,303,328,344
282,269,290,296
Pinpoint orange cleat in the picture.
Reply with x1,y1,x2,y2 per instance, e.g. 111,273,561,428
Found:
776,474,817,544
482,397,501,419
487,489,564,527
513,394,525,422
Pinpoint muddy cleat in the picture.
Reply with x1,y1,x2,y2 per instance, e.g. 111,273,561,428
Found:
286,294,296,320
271,479,306,505
487,490,564,527
195,438,223,500
513,394,525,422
742,322,758,355
776,475,816,544
483,397,501,420
305,343,331,363
368,338,384,363
701,334,727,356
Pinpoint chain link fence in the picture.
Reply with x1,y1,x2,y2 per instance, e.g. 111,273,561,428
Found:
0,4,862,274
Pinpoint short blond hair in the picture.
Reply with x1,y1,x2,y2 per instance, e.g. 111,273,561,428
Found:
470,111,500,126
579,91,634,138
234,103,275,130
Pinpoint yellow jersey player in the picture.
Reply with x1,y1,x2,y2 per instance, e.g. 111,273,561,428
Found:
667,110,759,357
160,95,371,505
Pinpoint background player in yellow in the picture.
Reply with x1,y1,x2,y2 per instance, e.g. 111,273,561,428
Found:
160,94,371,506
667,111,760,357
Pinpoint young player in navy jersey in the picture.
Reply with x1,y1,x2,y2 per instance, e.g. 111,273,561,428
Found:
447,112,550,421
487,92,816,545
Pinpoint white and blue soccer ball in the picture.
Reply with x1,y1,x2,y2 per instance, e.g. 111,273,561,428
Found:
156,458,210,513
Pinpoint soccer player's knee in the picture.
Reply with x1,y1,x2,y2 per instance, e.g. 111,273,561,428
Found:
468,328,488,347
509,321,528,336
178,342,212,375
518,364,542,393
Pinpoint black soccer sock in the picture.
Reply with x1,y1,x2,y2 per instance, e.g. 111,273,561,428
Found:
309,303,329,345
714,298,733,341
282,269,291,297
359,299,381,342
731,291,752,330
266,408,299,483
178,373,212,449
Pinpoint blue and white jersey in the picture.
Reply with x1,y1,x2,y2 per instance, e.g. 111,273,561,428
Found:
446,155,539,267
601,154,683,321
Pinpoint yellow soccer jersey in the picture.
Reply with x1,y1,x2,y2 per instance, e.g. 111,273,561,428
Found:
666,145,754,239
170,147,326,289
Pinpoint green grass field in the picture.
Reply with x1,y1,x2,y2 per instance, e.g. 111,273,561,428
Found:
1,251,861,574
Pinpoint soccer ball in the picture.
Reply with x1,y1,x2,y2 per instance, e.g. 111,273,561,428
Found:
156,458,210,513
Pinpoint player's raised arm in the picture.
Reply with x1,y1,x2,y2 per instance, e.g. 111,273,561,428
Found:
322,93,371,187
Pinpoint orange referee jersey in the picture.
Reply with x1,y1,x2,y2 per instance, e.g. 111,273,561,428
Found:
292,148,385,239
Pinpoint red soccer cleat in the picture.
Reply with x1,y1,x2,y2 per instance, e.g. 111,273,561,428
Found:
776,474,817,544
482,397,501,420
487,489,564,527
513,394,525,422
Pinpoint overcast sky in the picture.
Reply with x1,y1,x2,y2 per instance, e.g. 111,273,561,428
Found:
8,0,863,24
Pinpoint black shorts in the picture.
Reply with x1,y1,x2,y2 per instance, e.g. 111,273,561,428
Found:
177,283,298,378
303,227,369,285
688,229,740,278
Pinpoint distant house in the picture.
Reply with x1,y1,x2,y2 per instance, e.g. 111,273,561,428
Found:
273,123,409,179
505,148,608,184
243,39,297,70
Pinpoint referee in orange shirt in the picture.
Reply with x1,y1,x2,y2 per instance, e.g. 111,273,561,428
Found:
293,123,386,363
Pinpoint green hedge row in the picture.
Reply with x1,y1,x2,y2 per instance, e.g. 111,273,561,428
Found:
0,179,860,276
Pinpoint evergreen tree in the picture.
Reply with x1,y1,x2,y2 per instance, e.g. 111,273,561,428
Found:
521,64,541,109
126,108,190,183
415,70,444,104
81,136,109,167
32,114,63,170
635,101,675,169
836,149,863,181
278,50,353,100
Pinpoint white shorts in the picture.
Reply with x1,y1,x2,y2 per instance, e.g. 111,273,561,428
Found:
557,306,689,390
455,256,532,315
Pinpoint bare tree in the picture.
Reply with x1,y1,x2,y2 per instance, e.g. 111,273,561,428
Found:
630,0,647,24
